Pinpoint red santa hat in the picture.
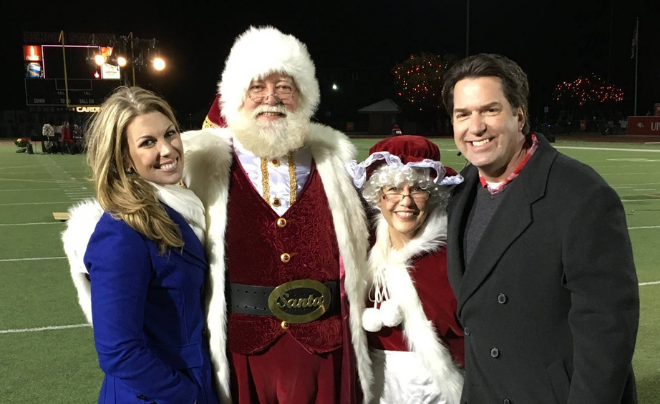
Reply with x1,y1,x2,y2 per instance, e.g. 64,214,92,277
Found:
217,26,320,126
202,94,227,129
347,135,462,188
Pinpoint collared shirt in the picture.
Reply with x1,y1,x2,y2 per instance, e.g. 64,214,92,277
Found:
232,137,312,216
479,134,539,195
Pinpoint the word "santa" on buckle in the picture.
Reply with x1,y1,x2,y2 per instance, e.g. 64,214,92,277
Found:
268,280,331,323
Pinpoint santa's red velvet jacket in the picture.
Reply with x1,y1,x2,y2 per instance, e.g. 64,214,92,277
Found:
181,126,373,403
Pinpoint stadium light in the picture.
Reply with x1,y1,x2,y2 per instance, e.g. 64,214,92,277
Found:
153,57,166,71
94,54,105,66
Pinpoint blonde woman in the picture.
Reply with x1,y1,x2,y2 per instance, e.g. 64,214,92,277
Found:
62,87,218,404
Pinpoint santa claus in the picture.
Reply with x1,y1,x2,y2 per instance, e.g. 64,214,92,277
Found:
181,26,372,403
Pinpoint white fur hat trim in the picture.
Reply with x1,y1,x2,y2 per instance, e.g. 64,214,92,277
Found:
218,26,320,126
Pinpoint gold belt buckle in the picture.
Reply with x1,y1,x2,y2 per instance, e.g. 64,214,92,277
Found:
267,280,332,324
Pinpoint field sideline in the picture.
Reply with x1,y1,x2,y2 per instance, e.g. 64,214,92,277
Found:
0,137,658,403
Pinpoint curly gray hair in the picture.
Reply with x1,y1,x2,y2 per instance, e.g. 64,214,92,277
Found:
361,165,449,210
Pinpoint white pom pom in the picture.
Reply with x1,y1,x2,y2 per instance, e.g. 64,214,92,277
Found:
362,307,383,332
379,300,403,327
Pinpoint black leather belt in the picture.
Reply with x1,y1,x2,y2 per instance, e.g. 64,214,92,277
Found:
228,280,340,323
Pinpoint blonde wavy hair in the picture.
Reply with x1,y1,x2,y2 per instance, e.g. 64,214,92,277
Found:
85,86,183,254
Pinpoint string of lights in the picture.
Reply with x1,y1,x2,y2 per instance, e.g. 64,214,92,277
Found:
554,74,624,106
392,53,455,111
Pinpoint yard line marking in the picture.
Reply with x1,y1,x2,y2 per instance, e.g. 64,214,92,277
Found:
0,257,66,262
613,182,660,188
0,165,44,171
0,324,90,334
0,201,71,206
0,178,60,184
0,222,64,227
621,196,660,202
639,281,660,286
606,158,660,162
603,173,659,176
590,164,660,168
628,225,660,230
555,146,660,153
0,188,64,192
0,171,47,176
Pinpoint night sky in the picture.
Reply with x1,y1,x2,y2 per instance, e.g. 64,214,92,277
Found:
2,0,658,125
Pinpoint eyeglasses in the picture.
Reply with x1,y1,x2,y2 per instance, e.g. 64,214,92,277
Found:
382,189,430,204
247,85,296,104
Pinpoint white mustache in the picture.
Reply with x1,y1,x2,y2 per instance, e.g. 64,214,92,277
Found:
252,105,287,118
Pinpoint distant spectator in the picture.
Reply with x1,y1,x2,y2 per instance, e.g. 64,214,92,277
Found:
42,123,55,154
391,124,403,136
72,124,83,153
61,121,74,154
619,118,628,135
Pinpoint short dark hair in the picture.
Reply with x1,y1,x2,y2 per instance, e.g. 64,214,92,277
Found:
442,54,530,134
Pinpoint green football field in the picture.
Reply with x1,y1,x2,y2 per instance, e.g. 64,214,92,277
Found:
0,137,659,403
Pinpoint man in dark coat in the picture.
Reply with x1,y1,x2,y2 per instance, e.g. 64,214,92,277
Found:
442,53,639,404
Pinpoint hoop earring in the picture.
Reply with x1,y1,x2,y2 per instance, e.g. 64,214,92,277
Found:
125,167,135,175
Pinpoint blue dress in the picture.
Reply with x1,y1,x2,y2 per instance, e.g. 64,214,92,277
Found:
84,205,218,404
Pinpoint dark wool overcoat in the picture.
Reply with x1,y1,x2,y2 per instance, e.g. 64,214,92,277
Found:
447,135,639,404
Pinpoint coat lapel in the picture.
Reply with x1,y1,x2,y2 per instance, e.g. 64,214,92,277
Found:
454,135,558,315
456,180,532,312
446,166,478,297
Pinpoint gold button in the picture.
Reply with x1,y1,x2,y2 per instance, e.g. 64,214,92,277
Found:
280,253,291,263
277,218,287,228
271,158,280,167
272,197,281,207
281,320,289,330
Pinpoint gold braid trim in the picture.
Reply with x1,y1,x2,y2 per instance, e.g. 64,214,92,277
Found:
288,153,297,204
261,157,270,202
260,153,297,205
202,116,215,129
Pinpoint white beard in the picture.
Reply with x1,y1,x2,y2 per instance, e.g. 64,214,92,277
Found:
230,105,310,159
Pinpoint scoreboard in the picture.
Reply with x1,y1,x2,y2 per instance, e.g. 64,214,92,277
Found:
25,78,119,106
23,42,121,107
